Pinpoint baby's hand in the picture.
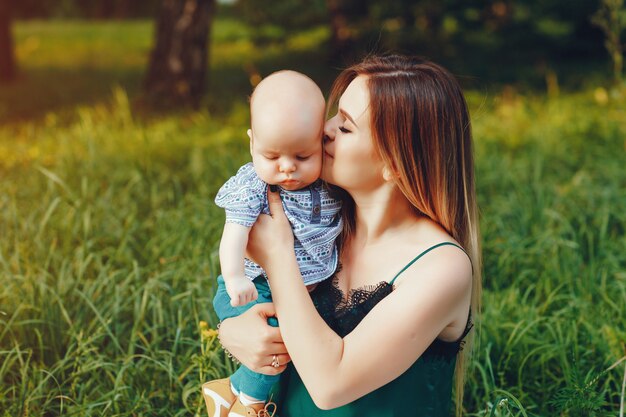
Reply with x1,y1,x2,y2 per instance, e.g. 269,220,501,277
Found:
226,276,258,307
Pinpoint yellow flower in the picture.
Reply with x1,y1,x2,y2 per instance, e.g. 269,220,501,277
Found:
201,328,218,340
28,145,40,159
594,88,608,105
199,321,208,330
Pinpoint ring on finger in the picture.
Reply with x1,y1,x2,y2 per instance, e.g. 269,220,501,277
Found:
271,354,280,368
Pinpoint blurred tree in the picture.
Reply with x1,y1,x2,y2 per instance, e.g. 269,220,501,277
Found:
592,0,625,85
326,0,369,63
233,0,327,45
144,0,216,108
0,0,16,83
4,0,610,87
231,0,605,84
232,0,368,64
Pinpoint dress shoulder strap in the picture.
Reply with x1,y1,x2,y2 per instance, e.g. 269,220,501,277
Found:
388,242,470,286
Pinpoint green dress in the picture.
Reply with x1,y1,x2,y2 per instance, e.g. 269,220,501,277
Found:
271,242,473,417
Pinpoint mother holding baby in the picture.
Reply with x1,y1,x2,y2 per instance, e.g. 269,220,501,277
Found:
217,54,481,417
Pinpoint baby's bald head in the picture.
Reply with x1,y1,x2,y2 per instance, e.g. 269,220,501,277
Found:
248,71,326,190
249,70,325,144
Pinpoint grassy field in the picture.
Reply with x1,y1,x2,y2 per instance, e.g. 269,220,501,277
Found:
1,19,625,417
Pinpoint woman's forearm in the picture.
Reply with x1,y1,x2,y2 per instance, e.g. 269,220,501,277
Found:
217,304,290,376
265,255,344,407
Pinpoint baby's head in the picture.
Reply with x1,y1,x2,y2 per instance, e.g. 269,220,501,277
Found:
248,70,325,191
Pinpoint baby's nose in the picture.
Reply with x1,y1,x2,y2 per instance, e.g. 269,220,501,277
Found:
280,160,296,172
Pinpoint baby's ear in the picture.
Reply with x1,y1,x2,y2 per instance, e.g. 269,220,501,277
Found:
247,129,253,141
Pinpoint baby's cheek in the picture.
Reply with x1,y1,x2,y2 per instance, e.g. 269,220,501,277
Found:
300,160,321,185
315,153,324,169
312,155,324,178
253,159,277,184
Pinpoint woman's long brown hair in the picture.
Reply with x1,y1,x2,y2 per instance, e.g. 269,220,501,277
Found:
327,55,481,416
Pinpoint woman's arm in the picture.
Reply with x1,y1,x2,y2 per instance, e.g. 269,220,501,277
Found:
248,189,473,409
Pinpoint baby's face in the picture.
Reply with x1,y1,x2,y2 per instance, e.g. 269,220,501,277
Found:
249,124,323,191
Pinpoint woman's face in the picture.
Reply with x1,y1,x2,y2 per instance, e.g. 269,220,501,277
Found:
322,76,386,191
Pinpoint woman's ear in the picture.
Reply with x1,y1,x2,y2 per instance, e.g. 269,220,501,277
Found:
382,165,399,182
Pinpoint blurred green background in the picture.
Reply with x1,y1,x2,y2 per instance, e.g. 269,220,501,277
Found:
0,1,625,416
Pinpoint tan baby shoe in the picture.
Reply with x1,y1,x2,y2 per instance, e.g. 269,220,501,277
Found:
228,397,277,417
201,378,237,417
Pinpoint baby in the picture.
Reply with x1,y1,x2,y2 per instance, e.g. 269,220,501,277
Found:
202,71,342,417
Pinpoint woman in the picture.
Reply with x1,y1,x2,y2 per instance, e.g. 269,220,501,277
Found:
217,55,481,417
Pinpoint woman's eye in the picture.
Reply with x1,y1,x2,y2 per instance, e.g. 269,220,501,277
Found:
339,126,351,134
296,155,310,161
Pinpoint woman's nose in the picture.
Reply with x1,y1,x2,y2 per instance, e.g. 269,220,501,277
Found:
324,117,338,141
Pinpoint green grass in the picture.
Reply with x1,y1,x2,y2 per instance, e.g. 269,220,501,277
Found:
1,19,625,417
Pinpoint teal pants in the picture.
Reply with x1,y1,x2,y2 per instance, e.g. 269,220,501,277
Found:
213,275,279,400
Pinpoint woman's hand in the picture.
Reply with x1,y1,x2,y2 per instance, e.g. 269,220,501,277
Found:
218,303,291,375
246,186,295,271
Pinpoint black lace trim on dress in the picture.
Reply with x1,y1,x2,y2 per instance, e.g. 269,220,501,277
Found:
311,269,473,361
312,275,393,338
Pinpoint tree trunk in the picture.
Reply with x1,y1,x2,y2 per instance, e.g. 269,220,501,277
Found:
97,1,115,19
144,0,216,108
326,0,352,64
0,0,17,83
115,0,131,19
325,0,369,65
